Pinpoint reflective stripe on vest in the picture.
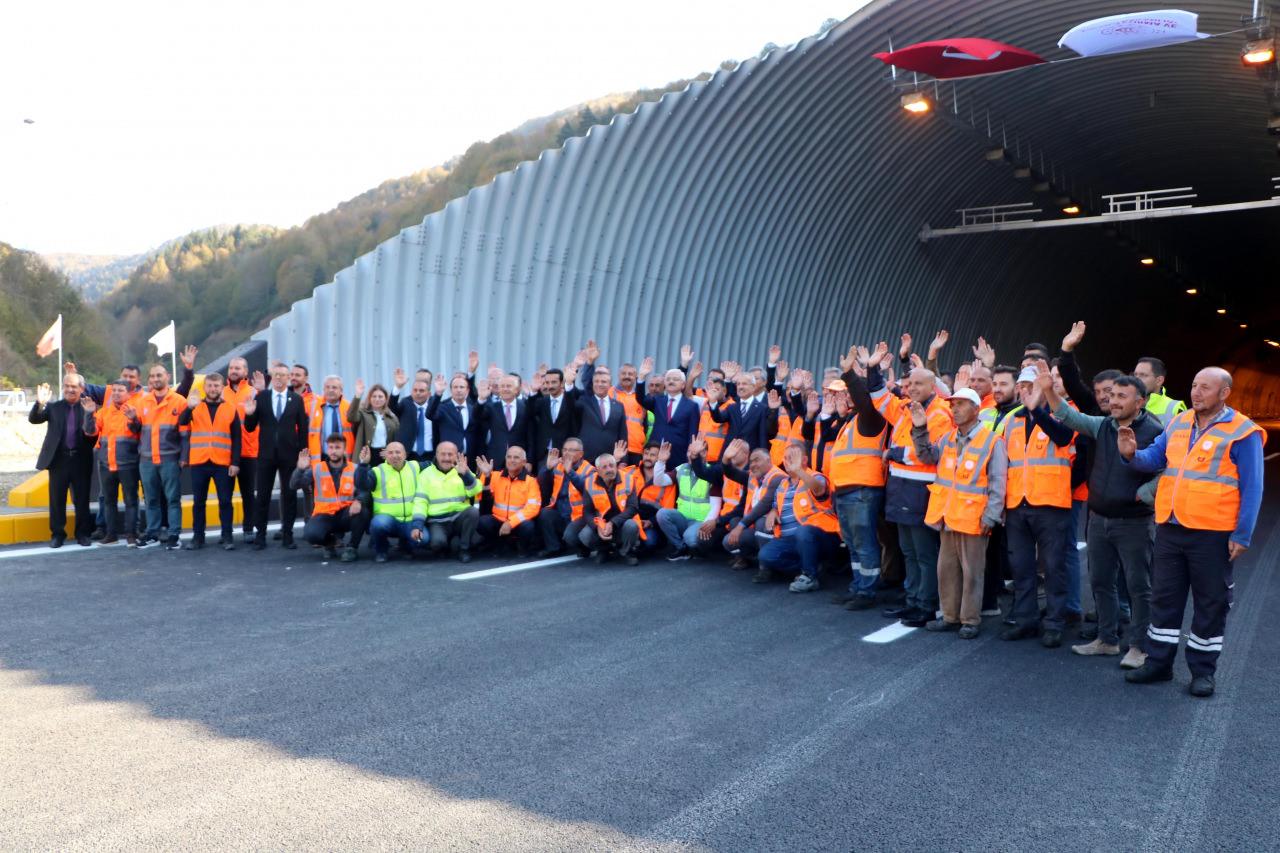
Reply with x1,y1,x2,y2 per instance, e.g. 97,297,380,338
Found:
414,463,481,518
875,392,952,482
829,415,888,488
311,460,356,516
585,471,646,540
189,401,237,467
775,477,840,535
1154,409,1264,531
139,390,187,463
373,461,420,521
308,397,355,457
1004,411,1073,509
550,461,593,521
699,405,729,462
925,427,997,535
488,471,541,526
675,463,712,521
609,388,647,453
978,404,1024,435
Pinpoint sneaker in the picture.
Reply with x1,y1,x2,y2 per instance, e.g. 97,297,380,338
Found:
729,556,751,570
666,549,691,562
1071,638,1121,656
182,539,205,551
958,625,981,640
126,535,138,548
100,535,120,546
926,619,961,632
165,535,181,550
788,574,819,593
844,595,877,611
1119,648,1147,670
340,547,357,563
374,552,388,564
1000,624,1038,641
1040,629,1063,649
751,567,773,584
979,607,1002,617
322,546,338,560
1189,676,1215,697
1125,662,1174,685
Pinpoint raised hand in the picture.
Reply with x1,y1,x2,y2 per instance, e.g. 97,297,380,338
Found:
954,363,972,392
455,452,469,475
972,337,996,367
476,455,493,477
467,350,480,374
840,345,857,373
252,370,266,392
657,440,672,463
243,395,257,416
433,374,447,395
768,344,782,364
36,383,52,405
584,339,600,363
908,400,927,427
81,397,98,414
871,341,890,367
186,393,200,410
689,360,704,381
928,330,949,359
564,363,579,385
1033,359,1054,396
687,435,707,460
64,360,78,375
297,450,311,470
775,359,789,382
767,389,781,409
725,438,749,460
1019,379,1042,410
123,405,137,421
680,344,695,367
393,367,407,388
806,392,821,418
720,360,741,381
354,378,366,399
898,333,913,360
358,445,372,465
1116,425,1137,459
820,393,835,417
788,370,804,392
1062,321,1086,353
475,378,491,399
613,439,628,461
546,448,561,470
180,345,198,370
909,353,924,371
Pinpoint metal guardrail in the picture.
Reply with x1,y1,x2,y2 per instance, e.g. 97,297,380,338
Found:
956,202,1040,226
1102,187,1196,214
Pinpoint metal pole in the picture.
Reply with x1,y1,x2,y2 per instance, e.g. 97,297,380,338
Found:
57,314,63,400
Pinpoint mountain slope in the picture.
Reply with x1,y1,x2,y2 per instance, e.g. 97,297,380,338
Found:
42,252,145,301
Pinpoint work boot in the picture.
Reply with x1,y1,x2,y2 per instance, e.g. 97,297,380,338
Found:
100,535,119,546
752,567,773,584
882,605,913,619
1119,647,1147,670
340,547,357,563
1000,624,1038,641
1189,676,1215,697
901,608,930,628
958,624,981,640
926,619,961,633
844,595,877,611
1040,629,1063,649
1125,662,1174,684
1071,638,1121,656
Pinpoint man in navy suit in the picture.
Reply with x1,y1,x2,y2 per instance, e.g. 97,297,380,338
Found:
575,368,628,463
392,370,436,466
529,367,580,471
480,374,534,466
708,368,778,451
427,373,485,466
643,368,701,467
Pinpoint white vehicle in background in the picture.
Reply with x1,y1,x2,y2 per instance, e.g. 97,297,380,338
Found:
0,389,30,414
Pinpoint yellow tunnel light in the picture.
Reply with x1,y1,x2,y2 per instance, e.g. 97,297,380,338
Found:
901,92,930,114
1140,257,1155,266
1240,323,1249,329
1185,288,1198,294
1242,39,1276,66
1217,308,1228,314
1061,205,1081,215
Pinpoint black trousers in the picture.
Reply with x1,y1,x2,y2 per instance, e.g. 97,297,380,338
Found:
1007,504,1070,631
235,456,257,536
102,465,140,537
191,462,234,541
537,510,570,552
303,508,368,549
47,450,94,539
477,514,538,552
1145,524,1234,678
253,454,298,538
983,523,1012,610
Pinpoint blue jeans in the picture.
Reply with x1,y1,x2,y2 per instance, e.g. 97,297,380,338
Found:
656,508,701,550
369,515,422,556
834,487,883,596
759,526,841,578
141,458,182,537
1063,498,1084,615
898,523,940,613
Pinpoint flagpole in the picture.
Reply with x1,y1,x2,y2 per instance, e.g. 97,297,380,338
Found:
56,314,63,399
170,322,177,380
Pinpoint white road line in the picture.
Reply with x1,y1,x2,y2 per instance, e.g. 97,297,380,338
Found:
1078,540,1088,550
1265,452,1279,461
449,554,579,580
0,523,284,562
861,622,918,644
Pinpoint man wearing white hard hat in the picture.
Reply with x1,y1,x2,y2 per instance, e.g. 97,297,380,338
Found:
910,388,1007,638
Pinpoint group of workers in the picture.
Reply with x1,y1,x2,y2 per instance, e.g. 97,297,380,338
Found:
28,323,1266,698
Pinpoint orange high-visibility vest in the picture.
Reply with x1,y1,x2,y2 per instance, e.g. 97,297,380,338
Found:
311,460,356,516
226,380,259,459
94,403,141,471
743,466,786,516
774,476,841,536
829,415,888,489
189,400,237,466
874,392,953,483
487,470,542,527
584,470,646,540
637,476,677,509
308,397,355,457
720,478,743,518
1004,410,1074,509
550,460,594,521
609,387,647,454
768,410,793,465
138,389,187,464
926,426,999,535
698,402,730,462
1154,409,1265,531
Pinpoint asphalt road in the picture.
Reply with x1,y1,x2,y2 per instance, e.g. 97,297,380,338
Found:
1,466,1276,851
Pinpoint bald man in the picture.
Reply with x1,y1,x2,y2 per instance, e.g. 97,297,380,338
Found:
1119,367,1265,697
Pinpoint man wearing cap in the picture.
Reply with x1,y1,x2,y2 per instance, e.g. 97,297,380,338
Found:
911,388,1007,638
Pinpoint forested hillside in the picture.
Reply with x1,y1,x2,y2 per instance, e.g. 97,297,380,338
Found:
97,80,704,364
0,244,113,386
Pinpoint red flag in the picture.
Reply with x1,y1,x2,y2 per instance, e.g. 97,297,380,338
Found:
36,315,62,359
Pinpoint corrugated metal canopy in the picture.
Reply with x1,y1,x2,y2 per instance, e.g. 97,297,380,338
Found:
262,0,1280,391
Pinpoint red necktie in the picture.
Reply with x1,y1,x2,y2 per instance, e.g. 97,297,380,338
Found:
667,398,674,421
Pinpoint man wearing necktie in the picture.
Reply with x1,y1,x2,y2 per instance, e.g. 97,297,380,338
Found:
481,375,531,468
530,367,579,471
642,368,700,467
243,364,309,549
426,373,484,468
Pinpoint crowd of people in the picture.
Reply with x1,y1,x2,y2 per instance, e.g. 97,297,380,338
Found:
28,324,1266,697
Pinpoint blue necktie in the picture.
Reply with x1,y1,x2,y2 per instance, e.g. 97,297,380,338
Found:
415,406,426,454
327,405,340,442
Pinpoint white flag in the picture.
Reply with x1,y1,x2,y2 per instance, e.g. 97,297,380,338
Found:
148,320,176,356
1058,10,1207,57
36,315,62,358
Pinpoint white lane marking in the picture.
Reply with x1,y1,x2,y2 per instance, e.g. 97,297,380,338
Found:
0,523,283,562
449,554,579,580
1265,452,1278,461
1078,541,1088,550
861,622,918,644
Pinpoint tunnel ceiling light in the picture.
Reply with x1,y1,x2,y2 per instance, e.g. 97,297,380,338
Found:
1140,257,1156,266
1240,323,1249,329
1242,38,1276,66
1062,204,1081,215
1186,287,1198,294
1267,340,1280,348
901,92,930,114
1217,307,1228,314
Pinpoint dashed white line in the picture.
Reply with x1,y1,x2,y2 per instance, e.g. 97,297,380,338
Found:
861,622,918,644
449,555,579,580
0,523,283,562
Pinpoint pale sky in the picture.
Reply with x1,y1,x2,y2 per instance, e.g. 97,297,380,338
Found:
0,0,851,256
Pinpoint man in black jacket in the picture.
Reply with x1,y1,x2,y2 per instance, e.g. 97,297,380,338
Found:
243,363,309,549
575,369,628,463
29,374,96,547
479,374,534,467
529,368,579,471
426,373,486,467
392,370,436,466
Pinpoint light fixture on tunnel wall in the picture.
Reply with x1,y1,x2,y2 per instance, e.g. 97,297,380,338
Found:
901,91,930,114
1241,37,1275,67
1240,323,1249,329
1186,287,1198,294
1139,257,1155,266
1217,307,1228,314
1061,203,1080,215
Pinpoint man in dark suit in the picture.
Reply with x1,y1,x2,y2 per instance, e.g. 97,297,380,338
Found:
643,368,701,467
427,373,485,466
708,369,778,452
392,370,436,466
29,373,96,547
529,368,579,471
576,368,628,463
480,374,534,466
243,363,308,549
